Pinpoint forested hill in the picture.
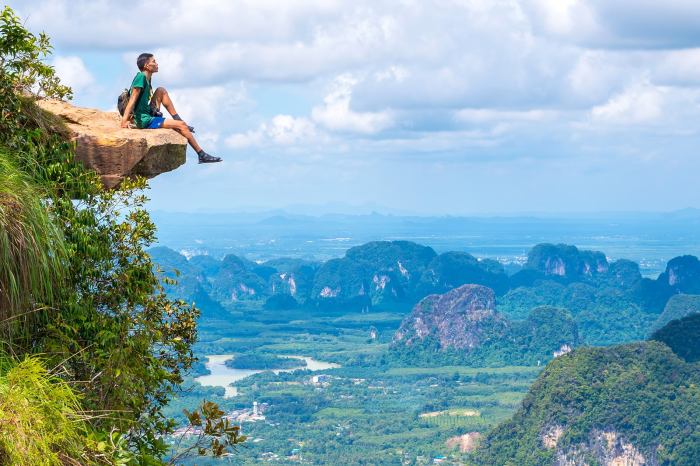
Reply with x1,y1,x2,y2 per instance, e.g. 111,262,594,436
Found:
469,314,700,465
150,241,700,347
390,284,579,366
0,7,239,463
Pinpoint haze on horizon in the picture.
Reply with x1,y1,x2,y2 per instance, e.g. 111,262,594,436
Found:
9,0,700,215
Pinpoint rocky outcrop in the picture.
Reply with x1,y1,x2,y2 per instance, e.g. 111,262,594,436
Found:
527,244,608,280
446,432,482,453
554,430,647,466
541,424,564,450
392,286,578,365
661,255,700,294
36,99,186,188
393,284,507,350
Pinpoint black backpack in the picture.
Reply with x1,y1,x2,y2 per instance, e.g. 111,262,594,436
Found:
117,87,162,118
117,88,130,116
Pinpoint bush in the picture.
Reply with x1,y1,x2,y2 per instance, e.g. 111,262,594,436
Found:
0,356,132,465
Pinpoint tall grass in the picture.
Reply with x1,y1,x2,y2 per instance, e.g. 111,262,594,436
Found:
0,150,67,342
0,356,87,465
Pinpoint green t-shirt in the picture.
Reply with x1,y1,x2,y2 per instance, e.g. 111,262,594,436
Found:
130,72,153,128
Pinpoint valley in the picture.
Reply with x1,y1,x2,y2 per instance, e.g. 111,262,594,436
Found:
165,303,540,464
156,229,700,464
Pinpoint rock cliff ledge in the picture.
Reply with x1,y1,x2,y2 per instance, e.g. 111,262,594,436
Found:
36,99,186,188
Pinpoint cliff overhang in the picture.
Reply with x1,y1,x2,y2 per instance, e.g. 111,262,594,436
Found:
36,99,186,189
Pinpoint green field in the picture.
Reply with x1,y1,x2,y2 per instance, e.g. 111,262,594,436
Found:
166,303,541,465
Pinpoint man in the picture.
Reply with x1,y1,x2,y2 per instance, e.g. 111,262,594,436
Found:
120,53,221,164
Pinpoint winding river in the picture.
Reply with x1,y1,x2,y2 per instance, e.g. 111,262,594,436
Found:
195,354,340,397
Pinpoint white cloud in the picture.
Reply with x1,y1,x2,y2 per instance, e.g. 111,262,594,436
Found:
455,108,559,124
525,0,602,40
311,74,393,134
653,49,700,86
166,84,247,125
52,56,95,92
225,115,317,149
590,81,665,124
12,0,700,192
566,51,632,104
525,0,700,49
374,66,409,83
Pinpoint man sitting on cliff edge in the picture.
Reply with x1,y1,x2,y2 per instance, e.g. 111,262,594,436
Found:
120,53,221,164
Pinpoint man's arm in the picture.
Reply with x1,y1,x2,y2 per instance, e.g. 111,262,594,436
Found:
120,87,142,128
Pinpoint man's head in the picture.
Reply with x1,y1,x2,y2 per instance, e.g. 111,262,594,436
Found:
137,53,158,73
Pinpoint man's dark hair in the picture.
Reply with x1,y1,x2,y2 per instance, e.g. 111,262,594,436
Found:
137,53,154,71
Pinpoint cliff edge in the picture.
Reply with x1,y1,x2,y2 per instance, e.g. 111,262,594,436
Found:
36,99,186,188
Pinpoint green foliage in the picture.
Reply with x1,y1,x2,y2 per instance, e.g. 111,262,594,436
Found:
525,243,608,281
510,306,579,360
418,251,509,296
3,110,200,456
0,6,240,463
40,175,201,456
175,401,246,460
389,306,579,368
651,313,700,363
209,254,269,303
0,6,71,146
469,342,700,465
312,258,371,300
264,293,299,310
652,293,700,332
225,353,307,370
0,152,66,334
499,278,655,346
0,356,85,464
0,356,136,465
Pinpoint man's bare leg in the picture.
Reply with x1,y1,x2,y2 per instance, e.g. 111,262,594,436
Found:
162,119,201,151
161,119,221,163
151,87,177,116
152,87,195,132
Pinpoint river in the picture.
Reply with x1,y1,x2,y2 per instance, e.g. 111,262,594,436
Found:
195,354,340,397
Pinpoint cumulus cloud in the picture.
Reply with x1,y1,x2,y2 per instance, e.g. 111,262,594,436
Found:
52,56,95,92
166,84,248,125
226,115,317,149
10,0,700,214
590,81,665,124
311,75,393,134
525,0,700,49
653,49,700,86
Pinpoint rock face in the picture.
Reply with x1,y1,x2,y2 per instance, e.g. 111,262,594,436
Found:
446,432,482,453
526,243,609,280
393,284,507,350
36,99,186,188
661,255,700,293
553,430,646,466
392,286,578,365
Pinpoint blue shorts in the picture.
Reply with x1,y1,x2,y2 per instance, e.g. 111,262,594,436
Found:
146,117,165,129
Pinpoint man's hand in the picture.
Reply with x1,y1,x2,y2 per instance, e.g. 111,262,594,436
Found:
121,119,131,128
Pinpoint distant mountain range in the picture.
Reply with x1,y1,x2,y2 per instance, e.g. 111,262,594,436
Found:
150,240,700,464
150,240,700,350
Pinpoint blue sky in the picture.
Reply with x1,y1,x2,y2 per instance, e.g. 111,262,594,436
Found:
9,0,700,215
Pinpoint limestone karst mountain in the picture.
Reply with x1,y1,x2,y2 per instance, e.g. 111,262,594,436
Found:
391,284,579,365
393,284,505,350
469,336,700,466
